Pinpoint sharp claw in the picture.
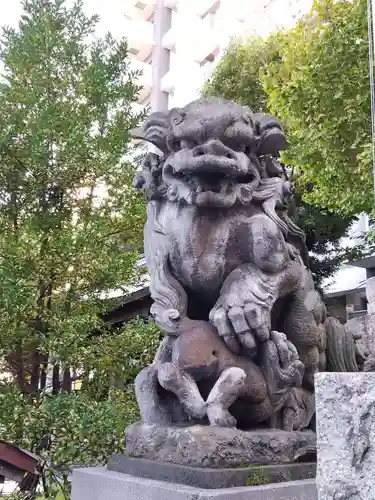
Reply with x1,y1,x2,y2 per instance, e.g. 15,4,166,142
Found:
228,306,248,334
244,304,270,341
270,330,281,343
263,338,279,362
255,324,270,342
238,331,257,353
211,308,231,333
243,303,263,329
211,308,241,354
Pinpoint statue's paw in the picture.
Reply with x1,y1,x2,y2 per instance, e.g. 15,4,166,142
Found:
209,303,271,356
158,362,207,420
189,401,207,420
260,332,305,409
269,331,304,386
207,404,237,428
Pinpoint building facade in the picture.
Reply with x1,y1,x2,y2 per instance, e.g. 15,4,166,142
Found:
123,0,313,111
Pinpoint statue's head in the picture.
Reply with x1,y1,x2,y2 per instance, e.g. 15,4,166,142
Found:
132,97,287,208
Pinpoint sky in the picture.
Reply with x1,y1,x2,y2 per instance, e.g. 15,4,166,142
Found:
0,0,128,37
0,0,314,37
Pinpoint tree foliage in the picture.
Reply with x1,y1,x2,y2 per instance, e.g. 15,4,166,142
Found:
0,0,156,497
0,0,147,371
264,0,372,216
202,37,276,112
1,318,160,498
203,0,369,284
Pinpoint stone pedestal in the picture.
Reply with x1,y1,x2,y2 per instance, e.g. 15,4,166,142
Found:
316,372,375,499
125,423,317,468
71,467,317,500
71,423,318,499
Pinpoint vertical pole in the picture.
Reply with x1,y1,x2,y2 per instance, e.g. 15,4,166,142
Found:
151,0,171,113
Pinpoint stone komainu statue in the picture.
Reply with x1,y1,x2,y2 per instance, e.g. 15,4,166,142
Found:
132,97,366,432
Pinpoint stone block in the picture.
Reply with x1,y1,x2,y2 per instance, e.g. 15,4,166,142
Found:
107,454,316,489
316,372,375,499
71,467,317,500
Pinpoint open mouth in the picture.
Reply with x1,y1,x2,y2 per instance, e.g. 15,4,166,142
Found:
171,170,257,195
163,154,260,206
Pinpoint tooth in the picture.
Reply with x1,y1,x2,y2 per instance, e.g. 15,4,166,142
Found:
196,186,203,193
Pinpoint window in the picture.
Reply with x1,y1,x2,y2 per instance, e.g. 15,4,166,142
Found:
144,53,153,64
201,0,220,19
200,47,219,66
360,297,368,311
135,1,147,9
147,12,155,23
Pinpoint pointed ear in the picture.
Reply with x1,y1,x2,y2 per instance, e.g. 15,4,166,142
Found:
130,111,170,154
254,114,288,156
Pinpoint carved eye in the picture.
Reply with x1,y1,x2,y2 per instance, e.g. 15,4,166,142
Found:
173,115,184,125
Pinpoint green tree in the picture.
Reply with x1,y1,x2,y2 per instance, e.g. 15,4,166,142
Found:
263,0,372,216
202,36,277,112
0,0,156,497
0,319,160,499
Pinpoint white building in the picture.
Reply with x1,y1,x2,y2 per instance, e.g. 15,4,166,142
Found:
123,0,313,111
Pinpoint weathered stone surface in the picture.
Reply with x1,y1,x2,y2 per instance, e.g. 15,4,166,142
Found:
130,96,366,444
347,312,375,361
366,277,375,315
71,467,318,500
107,454,316,489
316,372,375,500
132,97,333,433
125,423,316,468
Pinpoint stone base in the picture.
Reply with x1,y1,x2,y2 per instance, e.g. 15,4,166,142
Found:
108,455,316,489
125,423,317,468
71,467,318,500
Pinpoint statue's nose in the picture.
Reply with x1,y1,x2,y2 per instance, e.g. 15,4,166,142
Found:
192,140,235,159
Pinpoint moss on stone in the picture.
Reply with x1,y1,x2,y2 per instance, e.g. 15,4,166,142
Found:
245,468,270,486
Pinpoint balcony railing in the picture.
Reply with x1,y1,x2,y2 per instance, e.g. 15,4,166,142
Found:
347,309,368,320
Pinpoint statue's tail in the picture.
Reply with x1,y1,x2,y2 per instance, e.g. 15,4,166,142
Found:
325,316,361,372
